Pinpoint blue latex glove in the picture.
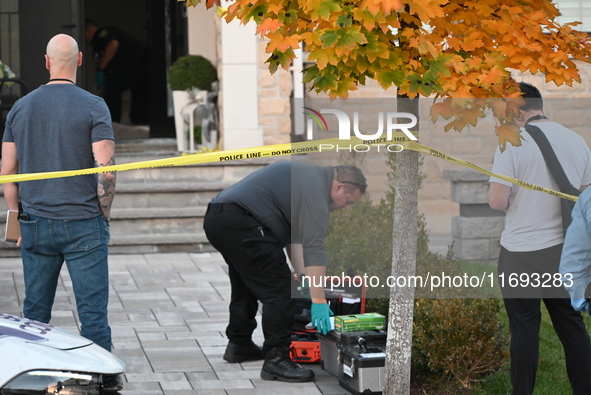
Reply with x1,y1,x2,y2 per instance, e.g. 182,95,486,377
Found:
311,302,333,335
95,70,106,89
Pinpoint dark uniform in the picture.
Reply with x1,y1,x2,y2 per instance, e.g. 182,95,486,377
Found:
90,26,149,124
204,160,336,382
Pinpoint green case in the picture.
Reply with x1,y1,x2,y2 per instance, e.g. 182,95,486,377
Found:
334,313,385,332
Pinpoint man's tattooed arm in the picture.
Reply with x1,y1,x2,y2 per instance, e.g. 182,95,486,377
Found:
93,140,116,220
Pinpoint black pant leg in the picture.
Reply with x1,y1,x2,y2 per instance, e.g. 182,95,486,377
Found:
502,297,541,395
203,205,295,354
499,247,542,395
539,244,591,394
499,244,591,395
225,262,259,342
544,297,591,394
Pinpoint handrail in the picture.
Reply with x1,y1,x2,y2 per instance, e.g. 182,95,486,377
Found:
0,78,29,96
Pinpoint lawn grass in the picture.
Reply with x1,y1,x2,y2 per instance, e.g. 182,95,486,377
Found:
454,260,591,394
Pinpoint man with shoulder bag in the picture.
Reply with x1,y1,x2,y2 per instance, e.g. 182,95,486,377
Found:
488,82,591,395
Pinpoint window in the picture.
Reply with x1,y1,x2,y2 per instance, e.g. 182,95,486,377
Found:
554,0,591,32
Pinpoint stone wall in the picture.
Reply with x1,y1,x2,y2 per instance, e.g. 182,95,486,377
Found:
257,41,293,146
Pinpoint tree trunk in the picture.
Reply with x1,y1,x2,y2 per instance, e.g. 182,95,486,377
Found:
383,96,419,394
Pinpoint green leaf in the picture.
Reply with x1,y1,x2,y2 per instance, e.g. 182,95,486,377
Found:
320,30,340,48
336,13,353,28
376,69,405,89
246,4,267,23
312,0,341,20
354,55,372,74
266,49,295,74
314,72,338,91
303,64,320,83
338,28,368,48
426,56,452,78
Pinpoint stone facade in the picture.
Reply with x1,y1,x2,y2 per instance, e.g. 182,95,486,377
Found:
257,41,293,146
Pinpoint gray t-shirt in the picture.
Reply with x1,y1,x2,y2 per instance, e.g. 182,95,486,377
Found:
212,161,333,266
4,84,114,220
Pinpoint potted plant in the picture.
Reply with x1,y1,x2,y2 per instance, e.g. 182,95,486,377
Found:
191,124,202,146
169,55,218,151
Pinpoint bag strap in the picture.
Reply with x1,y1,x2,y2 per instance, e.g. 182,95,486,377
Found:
525,124,580,196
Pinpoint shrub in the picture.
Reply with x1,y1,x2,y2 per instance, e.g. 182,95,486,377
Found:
325,152,508,389
169,55,218,91
413,298,509,389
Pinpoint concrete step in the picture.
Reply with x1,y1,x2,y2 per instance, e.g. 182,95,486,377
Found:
108,232,215,254
114,160,268,183
113,181,229,208
115,137,176,154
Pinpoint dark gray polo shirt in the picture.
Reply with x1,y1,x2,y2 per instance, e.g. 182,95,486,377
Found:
212,161,333,267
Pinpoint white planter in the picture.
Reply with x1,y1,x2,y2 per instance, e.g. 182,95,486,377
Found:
172,90,192,152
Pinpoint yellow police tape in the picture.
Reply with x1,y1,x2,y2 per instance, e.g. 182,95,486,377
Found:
0,132,578,203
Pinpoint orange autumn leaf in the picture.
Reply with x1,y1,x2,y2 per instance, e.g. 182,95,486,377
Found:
257,18,282,35
461,31,485,52
430,101,456,121
460,106,485,126
478,66,508,88
360,0,403,16
379,0,404,14
406,0,446,21
266,31,301,52
496,123,524,151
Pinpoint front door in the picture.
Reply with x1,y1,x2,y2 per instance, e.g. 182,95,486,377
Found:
19,0,85,91
16,0,185,138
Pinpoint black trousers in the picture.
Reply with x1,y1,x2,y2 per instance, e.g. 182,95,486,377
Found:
499,245,591,395
203,203,295,355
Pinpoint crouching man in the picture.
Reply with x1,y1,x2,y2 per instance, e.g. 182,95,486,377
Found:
204,161,366,382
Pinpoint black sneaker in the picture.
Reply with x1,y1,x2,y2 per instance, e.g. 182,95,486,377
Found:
223,339,264,363
260,346,315,382
102,374,124,392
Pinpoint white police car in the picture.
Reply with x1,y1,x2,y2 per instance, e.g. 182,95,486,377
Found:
0,312,126,394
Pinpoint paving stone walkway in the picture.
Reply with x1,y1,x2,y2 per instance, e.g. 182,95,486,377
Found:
0,252,348,395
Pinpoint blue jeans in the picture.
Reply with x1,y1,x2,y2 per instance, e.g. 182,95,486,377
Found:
20,213,112,351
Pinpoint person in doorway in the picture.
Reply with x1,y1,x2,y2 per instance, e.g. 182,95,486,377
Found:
85,18,149,124
204,161,366,383
1,34,120,391
488,82,591,395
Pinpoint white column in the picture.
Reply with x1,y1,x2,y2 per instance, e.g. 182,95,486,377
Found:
186,6,217,65
291,44,305,136
220,19,262,150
